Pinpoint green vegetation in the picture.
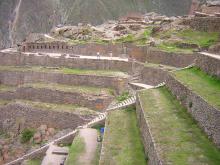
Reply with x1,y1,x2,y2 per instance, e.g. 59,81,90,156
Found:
100,107,147,165
0,84,16,92
66,136,85,165
173,67,220,109
0,99,11,106
14,99,98,115
116,91,131,102
92,142,102,165
157,42,194,53
155,29,219,53
21,129,35,143
25,159,41,165
177,29,219,48
22,82,114,96
115,27,152,45
0,66,128,78
144,62,178,71
139,87,220,164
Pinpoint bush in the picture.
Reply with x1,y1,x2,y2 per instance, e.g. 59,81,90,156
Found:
116,91,131,102
21,129,35,143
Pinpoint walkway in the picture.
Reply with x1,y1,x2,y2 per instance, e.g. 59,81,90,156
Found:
129,82,154,89
41,144,69,165
200,52,220,60
78,128,98,165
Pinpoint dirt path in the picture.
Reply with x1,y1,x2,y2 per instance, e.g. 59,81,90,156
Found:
78,128,98,165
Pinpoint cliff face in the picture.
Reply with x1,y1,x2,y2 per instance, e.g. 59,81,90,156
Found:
0,0,193,49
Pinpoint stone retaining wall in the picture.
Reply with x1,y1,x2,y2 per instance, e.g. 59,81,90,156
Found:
136,94,163,165
0,70,128,94
21,43,147,62
195,54,220,78
146,48,196,67
0,103,87,132
0,87,113,110
20,43,197,67
0,52,133,74
165,74,220,148
182,17,220,32
141,66,169,86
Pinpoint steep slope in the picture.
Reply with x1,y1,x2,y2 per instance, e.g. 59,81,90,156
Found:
0,0,192,49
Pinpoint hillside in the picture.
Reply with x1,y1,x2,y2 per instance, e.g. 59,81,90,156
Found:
0,0,192,49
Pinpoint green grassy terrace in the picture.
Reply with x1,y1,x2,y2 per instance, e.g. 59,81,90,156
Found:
66,135,85,165
21,83,114,96
0,84,16,92
173,67,220,109
138,87,220,164
155,29,219,53
0,99,98,116
0,66,128,78
144,62,178,71
100,107,147,165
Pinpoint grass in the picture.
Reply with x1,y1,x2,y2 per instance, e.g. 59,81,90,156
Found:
157,42,194,54
0,84,16,92
100,107,147,165
0,99,11,106
116,91,131,102
14,99,98,116
66,135,85,165
21,82,114,96
155,29,219,53
144,62,178,71
139,87,220,164
173,67,220,109
25,159,41,165
0,66,128,78
176,29,219,48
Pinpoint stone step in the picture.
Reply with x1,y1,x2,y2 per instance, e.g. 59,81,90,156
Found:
137,87,220,164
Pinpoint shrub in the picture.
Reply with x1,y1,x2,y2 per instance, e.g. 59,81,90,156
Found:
116,91,131,102
21,129,35,143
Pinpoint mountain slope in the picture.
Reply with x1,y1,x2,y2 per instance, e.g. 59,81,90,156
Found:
0,0,192,49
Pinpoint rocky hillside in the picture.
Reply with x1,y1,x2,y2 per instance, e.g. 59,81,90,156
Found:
0,0,193,49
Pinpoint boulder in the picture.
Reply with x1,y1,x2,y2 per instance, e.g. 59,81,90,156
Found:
113,25,126,31
48,128,55,136
194,12,210,17
33,132,42,144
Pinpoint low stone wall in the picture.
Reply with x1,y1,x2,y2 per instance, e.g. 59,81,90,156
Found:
136,93,163,165
165,74,220,148
0,87,113,110
146,48,197,67
182,17,220,32
0,52,133,74
195,53,220,78
0,70,128,94
0,103,87,132
141,66,169,86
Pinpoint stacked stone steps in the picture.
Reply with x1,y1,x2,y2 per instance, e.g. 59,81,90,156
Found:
136,87,220,165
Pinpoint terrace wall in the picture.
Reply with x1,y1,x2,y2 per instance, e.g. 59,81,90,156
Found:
0,52,133,74
0,70,128,94
136,94,163,165
182,17,220,32
0,87,113,111
146,48,196,68
195,53,220,78
0,103,87,132
20,43,196,67
141,66,169,85
165,74,220,148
